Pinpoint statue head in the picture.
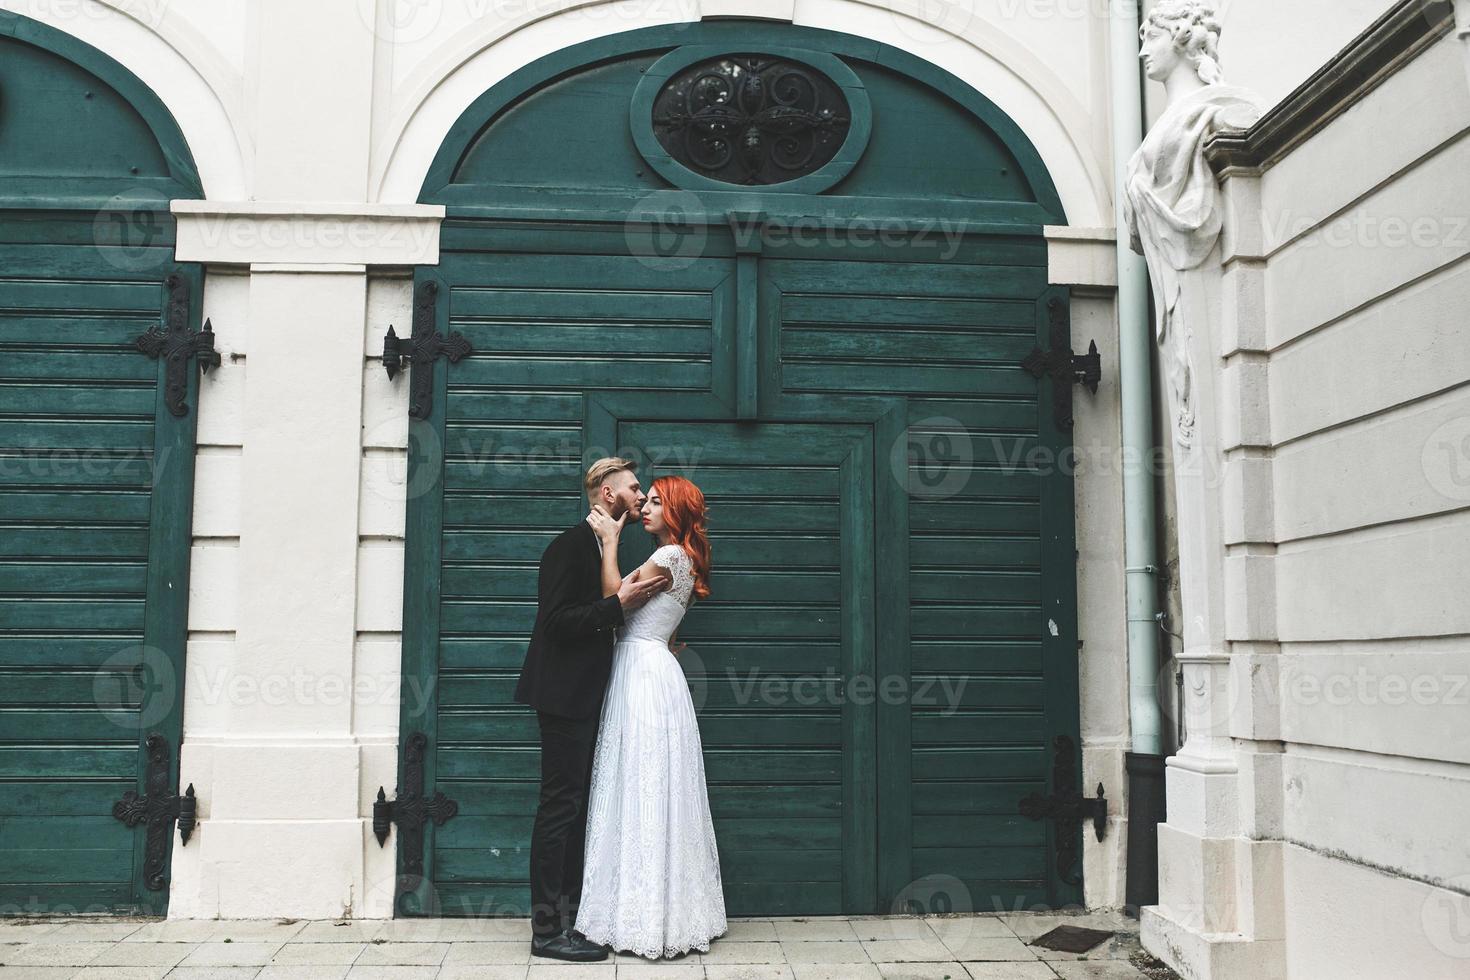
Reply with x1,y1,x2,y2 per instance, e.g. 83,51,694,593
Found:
1140,0,1225,86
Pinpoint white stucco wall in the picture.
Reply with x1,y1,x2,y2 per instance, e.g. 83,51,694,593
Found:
1253,26,1470,978
1142,14,1470,979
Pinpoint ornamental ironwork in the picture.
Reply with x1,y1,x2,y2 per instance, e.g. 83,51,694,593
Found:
652,54,851,185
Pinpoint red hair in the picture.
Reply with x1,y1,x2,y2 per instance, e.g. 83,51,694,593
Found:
651,475,711,600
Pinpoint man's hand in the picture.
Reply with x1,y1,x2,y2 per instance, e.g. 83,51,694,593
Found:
616,568,667,612
587,505,624,548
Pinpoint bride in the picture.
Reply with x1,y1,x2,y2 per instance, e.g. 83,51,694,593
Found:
574,474,728,959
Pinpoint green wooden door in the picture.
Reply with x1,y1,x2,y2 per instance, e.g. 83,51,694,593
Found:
612,420,878,914
398,20,1084,919
0,219,201,915
0,9,207,918
396,226,1080,917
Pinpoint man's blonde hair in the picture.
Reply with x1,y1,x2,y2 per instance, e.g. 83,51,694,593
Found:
584,457,637,496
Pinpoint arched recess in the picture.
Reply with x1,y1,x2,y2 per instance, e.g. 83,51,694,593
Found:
0,10,208,916
375,1,1106,223
392,20,1088,919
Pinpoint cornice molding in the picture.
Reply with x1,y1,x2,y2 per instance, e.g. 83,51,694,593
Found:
1206,0,1457,177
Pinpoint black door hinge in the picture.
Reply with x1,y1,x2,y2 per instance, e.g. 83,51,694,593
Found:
1020,297,1101,431
373,731,458,880
382,280,472,420
1017,734,1106,887
112,732,197,891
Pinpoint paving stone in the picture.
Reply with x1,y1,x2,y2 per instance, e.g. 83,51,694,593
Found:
875,961,972,979
861,939,955,963
948,938,1039,962
849,919,939,942
773,920,858,943
525,964,614,979
703,966,795,980
256,967,353,980
780,941,870,964
350,942,448,967
609,964,704,978
291,924,384,944
127,923,227,944
440,941,530,965
72,968,174,980
720,922,778,943
787,965,882,980
436,966,530,980
1048,964,1149,980
269,943,366,965
963,965,1060,980
90,943,196,966
178,942,285,967
698,941,785,965
4,940,115,966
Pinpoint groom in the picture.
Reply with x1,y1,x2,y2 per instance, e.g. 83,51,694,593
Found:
514,457,667,962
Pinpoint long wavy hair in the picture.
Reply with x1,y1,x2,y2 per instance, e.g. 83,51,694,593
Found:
651,475,711,600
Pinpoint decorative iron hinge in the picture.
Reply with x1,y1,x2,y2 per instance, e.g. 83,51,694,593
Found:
374,731,458,879
382,280,472,420
1020,296,1100,432
112,732,197,891
134,273,220,417
1018,734,1106,887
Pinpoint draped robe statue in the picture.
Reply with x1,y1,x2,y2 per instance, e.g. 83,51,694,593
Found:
1122,1,1263,449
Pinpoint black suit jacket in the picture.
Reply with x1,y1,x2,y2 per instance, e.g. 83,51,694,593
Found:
514,520,626,720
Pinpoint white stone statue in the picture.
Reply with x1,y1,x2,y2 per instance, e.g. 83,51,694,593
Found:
1122,0,1264,449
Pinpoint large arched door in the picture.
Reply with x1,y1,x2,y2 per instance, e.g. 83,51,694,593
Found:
393,21,1083,917
0,12,207,915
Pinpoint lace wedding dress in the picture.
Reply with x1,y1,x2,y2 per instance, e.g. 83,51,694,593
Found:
576,543,728,959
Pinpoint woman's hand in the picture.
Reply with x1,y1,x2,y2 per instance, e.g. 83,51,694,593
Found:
587,505,625,548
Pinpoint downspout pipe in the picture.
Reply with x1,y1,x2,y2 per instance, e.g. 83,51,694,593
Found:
1109,0,1167,911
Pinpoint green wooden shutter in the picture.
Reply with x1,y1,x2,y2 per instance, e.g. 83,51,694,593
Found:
0,218,199,915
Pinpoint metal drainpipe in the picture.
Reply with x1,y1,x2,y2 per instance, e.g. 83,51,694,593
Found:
1109,0,1167,912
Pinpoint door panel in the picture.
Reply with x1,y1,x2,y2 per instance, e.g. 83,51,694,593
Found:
401,223,1080,917
616,421,876,914
763,251,1071,909
0,228,199,915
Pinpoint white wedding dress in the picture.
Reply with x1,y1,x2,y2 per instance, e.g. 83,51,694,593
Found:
576,543,728,959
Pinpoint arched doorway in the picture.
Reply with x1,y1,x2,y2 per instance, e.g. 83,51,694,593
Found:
0,11,207,915
392,20,1083,918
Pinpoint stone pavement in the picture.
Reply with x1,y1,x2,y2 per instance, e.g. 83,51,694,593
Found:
0,911,1179,980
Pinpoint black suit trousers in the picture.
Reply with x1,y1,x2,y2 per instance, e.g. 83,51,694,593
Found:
527,708,600,937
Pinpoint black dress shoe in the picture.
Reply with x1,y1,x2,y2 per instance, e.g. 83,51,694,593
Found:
531,928,609,962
